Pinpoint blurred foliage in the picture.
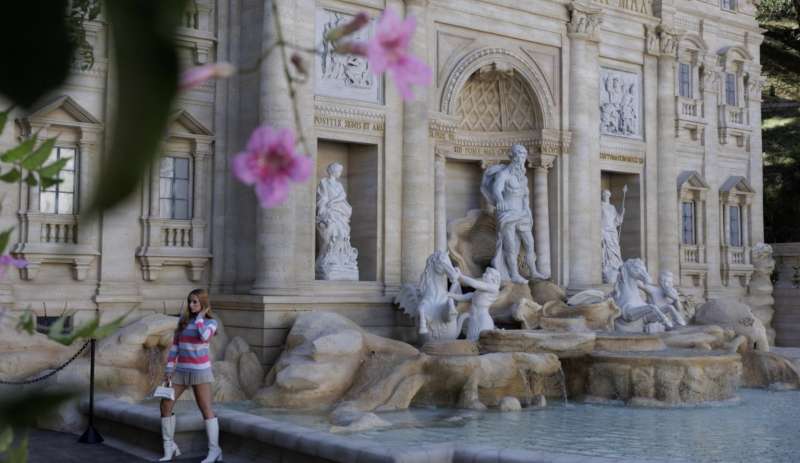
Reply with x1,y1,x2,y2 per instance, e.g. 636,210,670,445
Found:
759,1,800,242
0,1,74,109
89,0,188,215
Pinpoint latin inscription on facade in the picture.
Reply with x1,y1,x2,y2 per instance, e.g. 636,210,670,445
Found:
315,9,381,103
600,152,645,164
593,0,652,16
600,68,642,139
314,115,385,133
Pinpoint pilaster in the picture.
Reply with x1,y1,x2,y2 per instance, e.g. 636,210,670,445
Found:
566,1,603,290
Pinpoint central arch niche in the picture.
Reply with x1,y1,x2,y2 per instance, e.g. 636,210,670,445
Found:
446,67,545,225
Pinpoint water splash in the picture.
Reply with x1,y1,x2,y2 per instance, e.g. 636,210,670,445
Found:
518,368,533,406
558,366,568,406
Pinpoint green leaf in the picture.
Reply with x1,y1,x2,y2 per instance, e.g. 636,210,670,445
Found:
0,1,73,108
24,172,37,187
38,157,70,179
0,138,35,163
0,227,14,254
6,430,27,463
0,168,21,183
14,310,35,335
90,308,134,340
0,107,13,135
0,426,12,453
21,137,57,170
39,176,63,190
85,0,188,216
46,310,76,343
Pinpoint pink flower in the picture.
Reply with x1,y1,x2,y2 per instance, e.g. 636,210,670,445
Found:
0,254,26,278
231,126,312,208
365,8,431,101
179,62,236,92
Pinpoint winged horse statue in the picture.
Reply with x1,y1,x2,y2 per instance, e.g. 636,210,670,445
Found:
394,251,469,342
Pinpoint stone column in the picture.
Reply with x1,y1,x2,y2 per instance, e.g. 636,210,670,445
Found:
252,0,299,295
401,0,434,283
656,27,681,278
532,157,554,277
434,152,447,252
566,1,603,291
746,64,765,245
702,59,723,295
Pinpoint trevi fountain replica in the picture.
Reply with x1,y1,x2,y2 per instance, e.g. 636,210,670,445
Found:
2,148,798,462
2,1,800,460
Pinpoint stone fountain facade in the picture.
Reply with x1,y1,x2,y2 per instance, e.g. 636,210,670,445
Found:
0,0,773,385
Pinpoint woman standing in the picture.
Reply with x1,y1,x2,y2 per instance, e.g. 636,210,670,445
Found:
159,288,222,462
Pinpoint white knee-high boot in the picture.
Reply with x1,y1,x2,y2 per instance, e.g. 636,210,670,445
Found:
159,415,181,461
200,417,222,463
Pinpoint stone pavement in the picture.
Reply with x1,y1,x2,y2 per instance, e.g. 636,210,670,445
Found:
26,429,150,463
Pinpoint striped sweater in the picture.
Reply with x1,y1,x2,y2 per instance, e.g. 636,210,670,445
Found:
165,315,218,374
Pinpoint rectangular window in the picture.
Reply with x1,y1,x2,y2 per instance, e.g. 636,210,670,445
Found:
682,201,696,245
159,156,191,219
721,0,736,10
40,146,76,214
729,205,742,247
725,73,737,106
679,63,692,98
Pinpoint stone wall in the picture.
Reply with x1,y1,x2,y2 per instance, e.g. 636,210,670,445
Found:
772,243,800,346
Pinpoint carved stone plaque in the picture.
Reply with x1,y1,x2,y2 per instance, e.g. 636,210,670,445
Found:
599,68,641,139
315,9,382,103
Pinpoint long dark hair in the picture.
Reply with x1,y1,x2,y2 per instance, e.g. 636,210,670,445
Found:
176,288,212,333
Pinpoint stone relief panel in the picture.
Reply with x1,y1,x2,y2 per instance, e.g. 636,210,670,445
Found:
600,68,641,139
315,9,381,103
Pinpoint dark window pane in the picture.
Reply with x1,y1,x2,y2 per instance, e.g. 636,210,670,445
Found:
175,158,189,179
729,206,742,246
173,200,189,219
174,179,189,200
682,202,695,245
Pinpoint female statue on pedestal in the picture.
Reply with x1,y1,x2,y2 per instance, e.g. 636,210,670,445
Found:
601,189,624,284
315,162,358,280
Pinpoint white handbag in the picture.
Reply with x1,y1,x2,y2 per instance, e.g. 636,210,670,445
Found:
153,381,175,401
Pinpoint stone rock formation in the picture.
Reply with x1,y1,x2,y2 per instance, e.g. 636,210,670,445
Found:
695,299,769,352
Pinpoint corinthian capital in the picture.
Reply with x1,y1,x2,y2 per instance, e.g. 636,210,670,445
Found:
658,26,679,58
567,1,603,42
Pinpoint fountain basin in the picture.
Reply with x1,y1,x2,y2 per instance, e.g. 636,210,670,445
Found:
568,349,742,406
594,332,667,352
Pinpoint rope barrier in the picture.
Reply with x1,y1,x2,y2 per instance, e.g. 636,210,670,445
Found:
0,339,91,385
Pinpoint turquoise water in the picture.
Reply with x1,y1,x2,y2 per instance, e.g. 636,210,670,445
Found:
225,389,800,462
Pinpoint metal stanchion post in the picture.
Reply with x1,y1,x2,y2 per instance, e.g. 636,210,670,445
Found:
78,338,103,444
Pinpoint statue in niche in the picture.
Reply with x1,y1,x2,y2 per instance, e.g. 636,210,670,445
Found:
480,144,549,284
315,162,358,280
601,189,625,285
